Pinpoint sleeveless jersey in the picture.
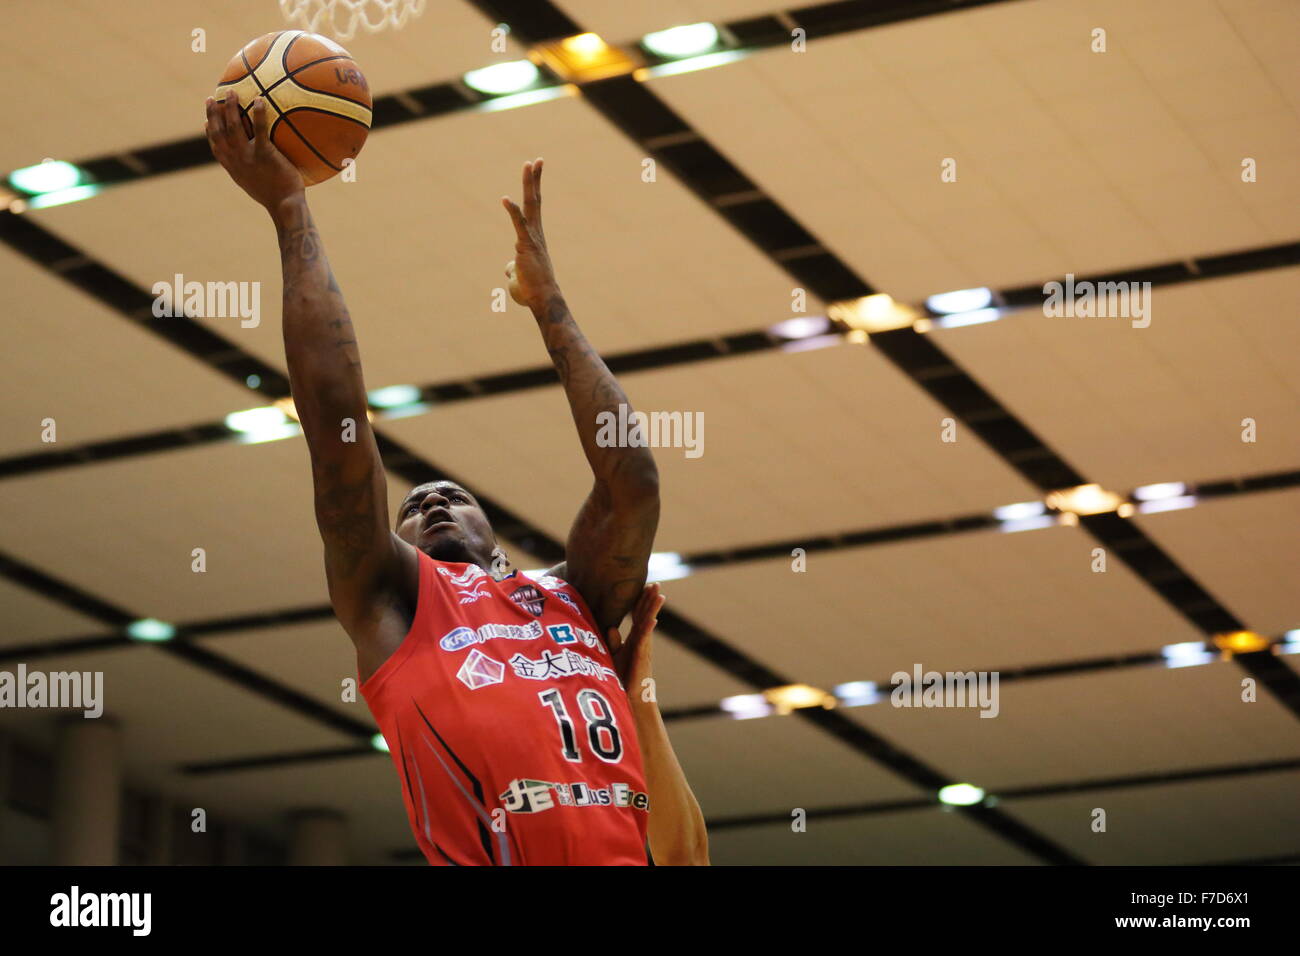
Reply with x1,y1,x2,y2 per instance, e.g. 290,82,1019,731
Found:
360,551,650,866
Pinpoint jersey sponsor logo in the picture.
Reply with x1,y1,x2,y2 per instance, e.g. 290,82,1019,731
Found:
534,576,583,613
437,565,493,604
510,648,619,686
437,564,487,587
552,590,581,613
499,777,649,814
439,620,545,652
546,623,601,649
456,583,491,604
499,778,558,813
508,584,546,617
456,649,505,690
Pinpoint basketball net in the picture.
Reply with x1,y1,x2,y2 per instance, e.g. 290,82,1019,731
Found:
280,0,426,40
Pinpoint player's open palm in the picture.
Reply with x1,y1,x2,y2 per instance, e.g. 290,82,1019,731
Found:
608,583,664,698
502,158,558,310
205,96,303,210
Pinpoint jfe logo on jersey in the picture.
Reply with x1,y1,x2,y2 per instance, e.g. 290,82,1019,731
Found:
500,778,650,814
500,778,559,813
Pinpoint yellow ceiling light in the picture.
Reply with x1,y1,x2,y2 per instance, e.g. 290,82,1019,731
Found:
1213,631,1269,655
533,32,640,83
827,294,919,334
1045,483,1123,516
274,396,373,423
764,683,835,715
563,32,607,56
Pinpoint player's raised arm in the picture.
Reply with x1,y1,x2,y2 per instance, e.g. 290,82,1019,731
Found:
205,95,412,643
502,159,660,632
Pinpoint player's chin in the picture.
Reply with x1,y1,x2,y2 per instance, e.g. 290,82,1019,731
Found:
422,533,472,562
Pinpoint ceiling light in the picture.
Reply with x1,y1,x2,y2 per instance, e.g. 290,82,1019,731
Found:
1045,483,1123,516
224,406,301,444
226,406,290,432
642,23,720,59
647,552,691,583
127,618,175,642
535,33,639,83
563,32,606,56
1213,631,1269,655
25,184,101,209
633,50,748,80
828,294,919,333
833,681,879,706
764,683,834,715
1135,495,1198,515
368,384,422,408
8,159,85,195
993,501,1045,521
720,693,773,720
375,400,432,421
768,315,831,340
997,515,1057,534
463,59,540,95
938,783,985,806
1133,481,1186,501
925,287,993,314
1162,641,1215,669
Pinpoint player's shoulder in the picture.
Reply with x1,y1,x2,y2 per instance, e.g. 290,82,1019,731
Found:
533,561,568,590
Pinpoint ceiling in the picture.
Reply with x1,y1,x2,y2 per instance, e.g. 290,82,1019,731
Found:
1,0,1298,865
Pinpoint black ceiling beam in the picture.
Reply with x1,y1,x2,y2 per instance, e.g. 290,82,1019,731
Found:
998,240,1300,308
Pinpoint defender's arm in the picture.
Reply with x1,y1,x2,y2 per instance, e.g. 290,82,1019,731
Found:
613,585,709,866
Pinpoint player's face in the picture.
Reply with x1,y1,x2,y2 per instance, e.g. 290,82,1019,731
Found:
395,481,495,566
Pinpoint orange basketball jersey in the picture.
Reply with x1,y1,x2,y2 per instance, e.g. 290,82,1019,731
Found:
361,551,650,866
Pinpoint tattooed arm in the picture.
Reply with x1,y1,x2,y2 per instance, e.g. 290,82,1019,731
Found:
205,95,415,654
503,160,660,632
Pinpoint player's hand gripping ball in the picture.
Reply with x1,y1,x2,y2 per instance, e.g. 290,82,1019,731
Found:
214,30,372,185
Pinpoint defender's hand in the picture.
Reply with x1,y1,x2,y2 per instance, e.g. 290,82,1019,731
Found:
607,583,664,696
205,96,304,212
502,158,560,312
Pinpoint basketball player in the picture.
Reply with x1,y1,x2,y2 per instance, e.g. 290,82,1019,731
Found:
204,94,708,865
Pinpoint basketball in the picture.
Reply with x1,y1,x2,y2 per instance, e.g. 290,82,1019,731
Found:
214,30,371,185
